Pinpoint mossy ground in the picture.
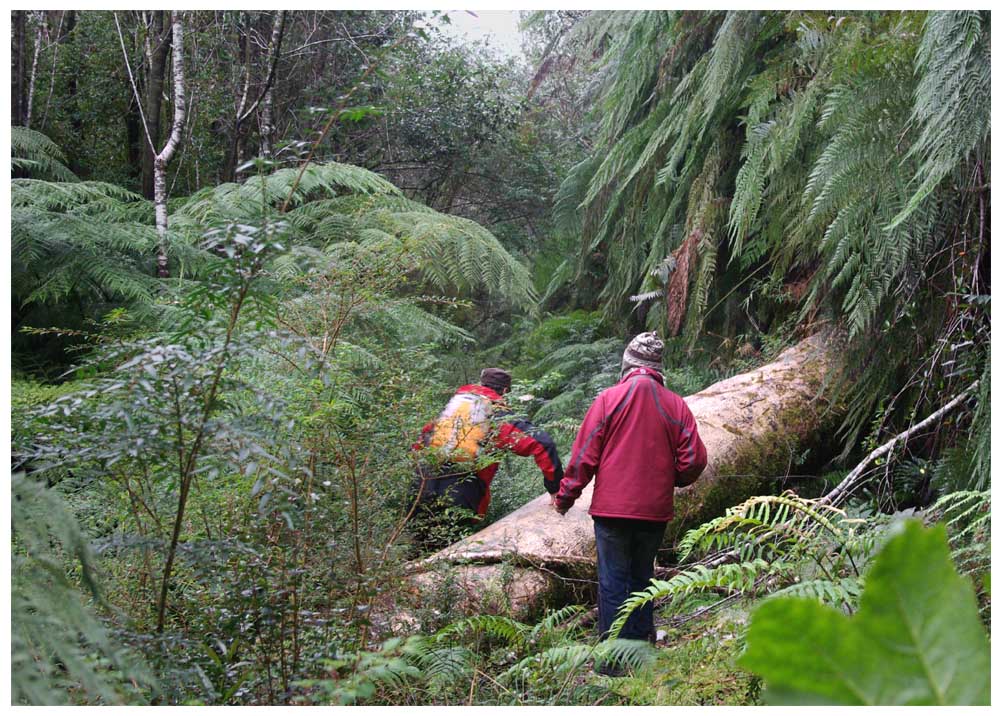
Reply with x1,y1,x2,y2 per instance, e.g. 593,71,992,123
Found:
598,603,761,705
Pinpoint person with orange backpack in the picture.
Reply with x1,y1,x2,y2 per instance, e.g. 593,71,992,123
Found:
409,368,563,550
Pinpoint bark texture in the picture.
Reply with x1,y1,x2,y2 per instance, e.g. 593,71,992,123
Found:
400,331,841,621
153,12,186,278
143,11,171,200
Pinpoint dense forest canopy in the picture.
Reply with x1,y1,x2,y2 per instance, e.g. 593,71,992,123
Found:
9,9,990,706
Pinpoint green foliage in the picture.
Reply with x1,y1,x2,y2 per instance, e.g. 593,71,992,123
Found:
612,492,893,639
610,606,761,705
610,560,776,639
739,520,990,705
893,11,991,224
178,162,536,310
10,132,212,371
12,472,153,704
11,9,993,708
551,10,989,457
926,490,990,587
964,361,991,490
11,126,77,181
297,605,657,705
10,153,174,316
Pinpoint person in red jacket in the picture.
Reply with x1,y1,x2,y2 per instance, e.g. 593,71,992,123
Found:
552,332,707,659
411,368,563,550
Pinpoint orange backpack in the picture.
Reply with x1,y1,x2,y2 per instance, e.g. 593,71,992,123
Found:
428,391,494,462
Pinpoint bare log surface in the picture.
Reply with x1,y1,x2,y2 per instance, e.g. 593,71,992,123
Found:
401,331,841,619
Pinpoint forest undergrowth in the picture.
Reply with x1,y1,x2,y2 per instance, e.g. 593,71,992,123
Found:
10,8,991,707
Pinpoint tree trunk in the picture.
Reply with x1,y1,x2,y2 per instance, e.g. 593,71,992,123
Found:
12,10,26,126
396,330,842,623
153,12,186,278
143,11,170,200
225,10,286,179
24,11,44,128
258,11,286,160
125,91,143,183
259,84,276,160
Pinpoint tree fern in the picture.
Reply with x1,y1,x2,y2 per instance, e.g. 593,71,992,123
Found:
552,10,988,460
178,163,536,310
11,136,212,336
892,11,990,226
12,472,153,704
11,126,77,182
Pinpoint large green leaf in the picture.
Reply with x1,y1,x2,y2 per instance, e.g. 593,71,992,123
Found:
738,520,989,705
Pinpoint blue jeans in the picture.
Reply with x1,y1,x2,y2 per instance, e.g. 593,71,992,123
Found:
593,517,667,641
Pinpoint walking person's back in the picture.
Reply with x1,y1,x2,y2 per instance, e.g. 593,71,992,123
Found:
551,332,707,670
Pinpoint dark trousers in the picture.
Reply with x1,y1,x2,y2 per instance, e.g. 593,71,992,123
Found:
593,516,667,641
408,465,484,554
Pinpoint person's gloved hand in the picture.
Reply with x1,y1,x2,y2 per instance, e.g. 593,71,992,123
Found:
550,493,569,515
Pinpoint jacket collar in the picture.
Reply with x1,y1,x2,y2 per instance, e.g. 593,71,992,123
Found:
458,383,504,401
620,366,664,385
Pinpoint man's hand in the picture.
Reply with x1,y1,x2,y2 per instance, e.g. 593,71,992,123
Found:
550,493,569,515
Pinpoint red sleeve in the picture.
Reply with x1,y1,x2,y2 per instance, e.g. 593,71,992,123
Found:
411,421,435,451
495,420,564,494
555,395,606,510
674,402,707,487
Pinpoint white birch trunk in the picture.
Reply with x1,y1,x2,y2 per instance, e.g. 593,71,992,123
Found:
154,12,186,278
259,88,275,160
40,11,65,130
258,12,285,160
24,12,44,128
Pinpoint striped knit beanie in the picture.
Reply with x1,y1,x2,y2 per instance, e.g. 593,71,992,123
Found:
621,332,664,374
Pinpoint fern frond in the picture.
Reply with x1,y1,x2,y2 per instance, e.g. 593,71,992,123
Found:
11,127,77,182
433,614,531,649
12,473,153,704
766,576,863,608
677,491,853,562
609,558,777,638
891,11,990,226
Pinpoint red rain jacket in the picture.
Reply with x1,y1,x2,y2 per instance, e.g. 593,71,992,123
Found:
554,367,707,521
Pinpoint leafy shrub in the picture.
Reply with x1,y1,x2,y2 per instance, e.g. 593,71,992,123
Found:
739,520,990,705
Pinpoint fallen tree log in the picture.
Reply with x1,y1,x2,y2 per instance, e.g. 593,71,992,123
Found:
400,331,842,621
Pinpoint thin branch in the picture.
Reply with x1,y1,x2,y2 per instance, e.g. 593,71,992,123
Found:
279,30,412,213
113,12,155,153
24,11,45,128
39,10,65,130
238,10,287,124
820,382,980,507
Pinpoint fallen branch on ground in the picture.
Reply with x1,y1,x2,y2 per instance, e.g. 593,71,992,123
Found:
819,382,979,508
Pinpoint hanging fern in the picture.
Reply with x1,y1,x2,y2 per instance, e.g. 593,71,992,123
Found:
892,11,990,225
552,10,989,460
